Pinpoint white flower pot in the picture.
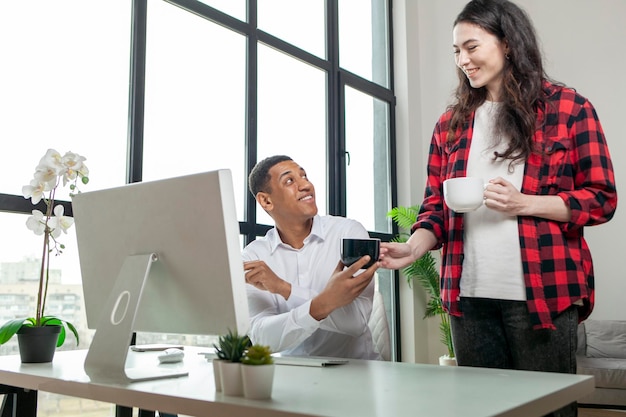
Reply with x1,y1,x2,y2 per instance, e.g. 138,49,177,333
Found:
212,358,225,392
220,361,243,396
439,355,458,366
241,364,275,400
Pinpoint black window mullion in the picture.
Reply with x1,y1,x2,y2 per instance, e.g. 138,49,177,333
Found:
244,0,259,246
385,0,401,362
126,0,148,185
164,0,250,35
342,69,396,104
326,0,345,217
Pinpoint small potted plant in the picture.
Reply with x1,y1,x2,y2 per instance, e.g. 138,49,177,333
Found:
388,205,456,365
213,329,251,396
0,149,87,363
241,344,275,400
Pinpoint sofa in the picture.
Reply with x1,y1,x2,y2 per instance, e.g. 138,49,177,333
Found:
576,319,626,408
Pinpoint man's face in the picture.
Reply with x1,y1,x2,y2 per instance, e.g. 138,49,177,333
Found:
259,160,318,222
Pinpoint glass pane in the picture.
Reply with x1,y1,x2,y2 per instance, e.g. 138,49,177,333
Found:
0,1,131,199
258,0,325,58
339,0,390,88
143,0,247,220
257,45,327,225
197,0,246,21
345,86,391,233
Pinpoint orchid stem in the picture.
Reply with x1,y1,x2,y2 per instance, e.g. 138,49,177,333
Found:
36,186,56,326
36,229,49,326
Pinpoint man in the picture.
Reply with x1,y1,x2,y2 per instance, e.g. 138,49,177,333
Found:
243,155,381,360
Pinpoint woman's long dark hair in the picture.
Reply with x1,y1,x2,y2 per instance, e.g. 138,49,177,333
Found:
449,0,549,164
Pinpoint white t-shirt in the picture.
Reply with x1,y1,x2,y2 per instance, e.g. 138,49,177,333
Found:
461,101,526,301
242,214,380,360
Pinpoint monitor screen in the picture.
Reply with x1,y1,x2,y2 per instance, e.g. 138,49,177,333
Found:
72,169,249,382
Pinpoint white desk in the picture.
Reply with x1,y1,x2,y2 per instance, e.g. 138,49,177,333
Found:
0,347,594,417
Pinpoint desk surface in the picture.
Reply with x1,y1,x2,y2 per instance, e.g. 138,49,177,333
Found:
0,347,594,417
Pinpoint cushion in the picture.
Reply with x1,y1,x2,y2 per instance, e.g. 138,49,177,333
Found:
584,319,626,359
577,356,626,389
368,291,391,361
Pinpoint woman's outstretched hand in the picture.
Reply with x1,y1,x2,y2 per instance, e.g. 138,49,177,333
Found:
378,241,417,270
378,229,438,270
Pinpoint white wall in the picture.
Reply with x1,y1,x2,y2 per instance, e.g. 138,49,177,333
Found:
394,0,626,363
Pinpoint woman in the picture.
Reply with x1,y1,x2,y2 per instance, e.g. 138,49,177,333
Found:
379,1,617,416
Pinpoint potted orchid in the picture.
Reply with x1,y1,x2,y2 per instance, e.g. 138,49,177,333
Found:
0,149,88,362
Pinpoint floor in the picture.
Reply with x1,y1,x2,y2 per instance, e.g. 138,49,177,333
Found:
6,392,625,416
579,408,626,417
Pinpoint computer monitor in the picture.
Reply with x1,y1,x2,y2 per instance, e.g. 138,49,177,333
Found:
72,169,249,382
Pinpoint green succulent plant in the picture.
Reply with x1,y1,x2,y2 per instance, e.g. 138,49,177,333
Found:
213,329,252,363
388,205,454,359
242,344,274,365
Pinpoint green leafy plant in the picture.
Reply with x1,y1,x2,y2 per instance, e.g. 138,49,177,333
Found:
388,205,454,358
242,344,274,366
0,149,87,348
213,329,252,363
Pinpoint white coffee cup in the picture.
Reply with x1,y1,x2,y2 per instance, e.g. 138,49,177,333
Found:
443,177,485,213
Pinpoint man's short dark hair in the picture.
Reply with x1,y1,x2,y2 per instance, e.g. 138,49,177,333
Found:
248,155,293,196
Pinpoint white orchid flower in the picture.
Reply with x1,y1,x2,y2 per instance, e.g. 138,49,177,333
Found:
51,205,74,238
22,179,47,205
33,163,60,187
31,149,64,190
25,210,46,235
60,151,88,186
47,217,60,239
77,162,89,176
38,148,63,169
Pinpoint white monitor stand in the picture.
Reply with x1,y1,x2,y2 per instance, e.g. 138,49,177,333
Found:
84,253,188,382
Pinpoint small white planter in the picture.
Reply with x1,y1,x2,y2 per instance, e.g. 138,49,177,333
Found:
212,358,225,392
220,361,244,396
241,364,275,400
439,355,458,366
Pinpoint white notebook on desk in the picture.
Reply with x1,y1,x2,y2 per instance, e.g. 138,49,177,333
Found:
272,355,348,367
199,350,348,367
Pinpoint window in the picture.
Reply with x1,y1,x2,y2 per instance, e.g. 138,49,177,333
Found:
256,44,328,224
141,0,248,218
0,0,130,366
0,0,397,365
339,0,391,88
345,86,392,232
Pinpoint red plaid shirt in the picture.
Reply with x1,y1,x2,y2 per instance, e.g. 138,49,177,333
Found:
413,81,617,330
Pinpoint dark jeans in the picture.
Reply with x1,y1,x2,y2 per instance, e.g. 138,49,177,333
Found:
450,297,579,417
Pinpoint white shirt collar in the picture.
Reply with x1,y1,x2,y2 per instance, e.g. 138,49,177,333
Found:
267,214,325,253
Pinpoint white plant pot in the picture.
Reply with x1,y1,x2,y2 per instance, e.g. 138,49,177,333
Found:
220,361,243,396
212,358,225,392
439,355,458,366
241,364,275,400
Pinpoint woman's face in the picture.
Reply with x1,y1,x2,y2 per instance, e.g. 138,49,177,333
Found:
453,22,508,101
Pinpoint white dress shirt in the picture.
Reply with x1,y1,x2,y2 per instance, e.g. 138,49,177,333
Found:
242,215,380,360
